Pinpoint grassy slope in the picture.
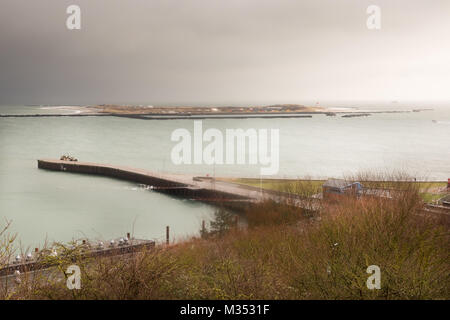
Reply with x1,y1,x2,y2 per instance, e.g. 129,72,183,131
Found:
5,186,449,300
222,178,447,203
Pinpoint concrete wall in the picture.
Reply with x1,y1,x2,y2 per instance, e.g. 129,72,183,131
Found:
37,160,249,202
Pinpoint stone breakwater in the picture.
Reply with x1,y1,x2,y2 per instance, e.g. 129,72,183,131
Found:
37,159,255,203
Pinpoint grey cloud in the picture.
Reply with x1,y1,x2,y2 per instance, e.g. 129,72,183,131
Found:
0,0,449,105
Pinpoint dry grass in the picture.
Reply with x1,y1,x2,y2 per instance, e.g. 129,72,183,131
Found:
223,176,447,203
2,175,449,300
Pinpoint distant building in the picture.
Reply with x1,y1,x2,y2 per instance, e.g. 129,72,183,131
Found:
439,195,450,207
322,179,363,200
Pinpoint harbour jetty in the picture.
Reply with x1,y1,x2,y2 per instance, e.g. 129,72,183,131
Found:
37,160,446,215
341,113,371,118
37,159,259,203
0,113,110,118
112,113,314,120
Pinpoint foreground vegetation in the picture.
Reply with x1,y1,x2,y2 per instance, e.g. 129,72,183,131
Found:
1,176,449,300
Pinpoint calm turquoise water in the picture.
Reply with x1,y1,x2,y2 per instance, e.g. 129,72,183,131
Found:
1,104,449,248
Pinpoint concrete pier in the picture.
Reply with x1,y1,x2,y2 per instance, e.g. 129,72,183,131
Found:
37,159,258,202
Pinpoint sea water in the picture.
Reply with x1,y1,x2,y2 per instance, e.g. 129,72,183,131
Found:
1,103,449,247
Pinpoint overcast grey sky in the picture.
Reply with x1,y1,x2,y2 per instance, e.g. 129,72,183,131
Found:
0,0,449,105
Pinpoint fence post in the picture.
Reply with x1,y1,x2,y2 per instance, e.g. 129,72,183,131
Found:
166,226,170,245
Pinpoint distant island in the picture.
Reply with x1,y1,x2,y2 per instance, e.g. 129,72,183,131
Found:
91,104,326,115
82,104,423,119
2,104,430,119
